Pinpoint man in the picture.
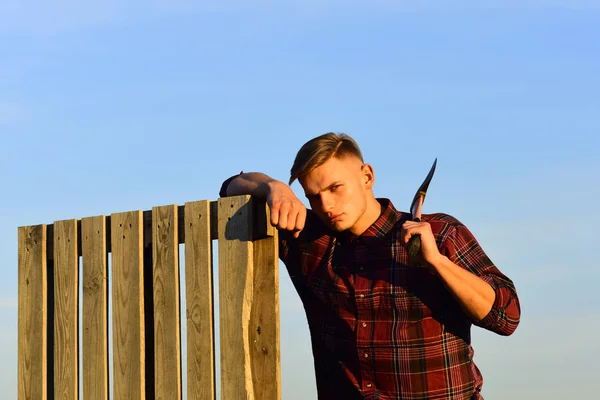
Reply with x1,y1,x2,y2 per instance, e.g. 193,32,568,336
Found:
220,133,520,400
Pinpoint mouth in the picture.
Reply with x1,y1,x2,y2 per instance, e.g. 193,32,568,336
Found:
329,214,343,223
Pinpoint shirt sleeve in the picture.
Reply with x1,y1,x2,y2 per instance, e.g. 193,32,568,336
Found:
218,171,244,198
278,229,297,265
439,219,521,336
277,210,323,277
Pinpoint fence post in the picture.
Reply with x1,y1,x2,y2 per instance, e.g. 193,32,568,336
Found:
218,195,281,400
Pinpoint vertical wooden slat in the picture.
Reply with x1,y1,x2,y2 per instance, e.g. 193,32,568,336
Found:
153,205,181,399
250,204,281,400
53,219,79,399
81,216,108,399
218,195,255,399
111,211,145,399
184,200,215,400
18,225,48,400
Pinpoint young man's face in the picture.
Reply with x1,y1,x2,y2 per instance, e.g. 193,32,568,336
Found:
299,155,375,234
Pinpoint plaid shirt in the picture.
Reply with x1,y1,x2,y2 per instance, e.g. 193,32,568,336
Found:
278,199,521,400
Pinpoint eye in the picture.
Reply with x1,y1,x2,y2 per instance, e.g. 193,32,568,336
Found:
330,185,341,192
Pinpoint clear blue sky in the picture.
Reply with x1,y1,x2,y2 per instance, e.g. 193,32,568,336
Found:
1,2,599,399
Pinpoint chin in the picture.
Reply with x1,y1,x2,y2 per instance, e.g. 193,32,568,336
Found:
330,225,345,232
330,220,351,232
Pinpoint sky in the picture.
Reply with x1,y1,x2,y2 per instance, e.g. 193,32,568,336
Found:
1,1,599,399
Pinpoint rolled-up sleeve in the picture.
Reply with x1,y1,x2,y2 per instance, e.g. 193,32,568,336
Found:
441,220,521,336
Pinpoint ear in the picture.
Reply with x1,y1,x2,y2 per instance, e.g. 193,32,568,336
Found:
361,163,375,189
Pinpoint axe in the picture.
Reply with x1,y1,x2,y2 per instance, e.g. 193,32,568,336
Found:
407,158,437,263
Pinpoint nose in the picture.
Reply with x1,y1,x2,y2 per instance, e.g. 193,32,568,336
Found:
319,193,334,214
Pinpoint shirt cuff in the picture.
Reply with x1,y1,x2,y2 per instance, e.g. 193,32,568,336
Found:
475,275,504,328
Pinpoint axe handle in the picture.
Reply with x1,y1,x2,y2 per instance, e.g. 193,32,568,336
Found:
407,217,422,258
408,194,424,263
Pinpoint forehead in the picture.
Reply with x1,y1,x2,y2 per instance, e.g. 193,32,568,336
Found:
299,155,362,191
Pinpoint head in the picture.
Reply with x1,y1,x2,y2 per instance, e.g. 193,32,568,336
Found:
290,133,380,235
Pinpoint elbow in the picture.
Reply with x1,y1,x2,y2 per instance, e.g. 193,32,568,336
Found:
501,297,521,336
475,300,521,336
497,318,520,336
501,308,521,336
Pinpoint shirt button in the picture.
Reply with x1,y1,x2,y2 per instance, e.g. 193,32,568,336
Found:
359,294,365,298
364,353,369,358
366,383,373,388
361,322,367,328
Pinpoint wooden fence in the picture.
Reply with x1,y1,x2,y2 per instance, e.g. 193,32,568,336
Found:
18,195,281,399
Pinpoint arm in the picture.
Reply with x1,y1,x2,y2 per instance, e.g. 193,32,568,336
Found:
221,172,276,198
220,172,308,237
402,218,521,336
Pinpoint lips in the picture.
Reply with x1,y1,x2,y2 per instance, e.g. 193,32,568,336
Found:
329,214,343,223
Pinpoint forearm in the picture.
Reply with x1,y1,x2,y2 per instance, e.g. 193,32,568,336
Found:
225,172,277,198
430,255,496,322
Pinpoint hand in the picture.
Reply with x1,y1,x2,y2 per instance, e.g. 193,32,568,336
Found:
267,181,307,238
401,220,443,266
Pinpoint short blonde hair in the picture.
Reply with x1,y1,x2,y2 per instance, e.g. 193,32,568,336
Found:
289,132,364,185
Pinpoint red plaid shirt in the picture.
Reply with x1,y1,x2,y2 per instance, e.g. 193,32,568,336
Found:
278,199,521,400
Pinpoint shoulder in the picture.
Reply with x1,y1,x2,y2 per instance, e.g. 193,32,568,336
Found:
419,212,468,240
421,212,465,227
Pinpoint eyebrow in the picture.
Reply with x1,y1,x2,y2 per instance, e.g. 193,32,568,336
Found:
305,181,343,198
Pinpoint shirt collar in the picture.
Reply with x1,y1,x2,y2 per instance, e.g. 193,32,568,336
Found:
337,198,402,245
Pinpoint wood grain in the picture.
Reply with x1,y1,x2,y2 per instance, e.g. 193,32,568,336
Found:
81,216,108,399
53,219,79,400
18,225,48,400
44,199,271,261
111,211,145,399
218,195,255,400
250,202,281,400
152,205,181,399
184,200,215,400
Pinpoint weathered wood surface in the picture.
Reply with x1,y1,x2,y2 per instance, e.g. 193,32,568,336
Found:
153,205,182,399
17,195,279,400
250,207,281,400
18,225,48,400
111,211,145,399
53,219,79,399
81,216,109,399
184,200,215,400
218,196,281,400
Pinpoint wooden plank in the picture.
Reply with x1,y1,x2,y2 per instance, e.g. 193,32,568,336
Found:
111,211,145,399
152,205,181,399
218,195,255,400
18,225,48,400
250,202,281,400
53,219,79,400
184,200,215,400
81,216,108,399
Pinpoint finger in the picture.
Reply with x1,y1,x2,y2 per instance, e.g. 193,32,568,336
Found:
406,232,420,245
277,201,290,229
270,199,280,226
285,203,298,231
402,224,419,244
287,208,304,234
295,206,307,232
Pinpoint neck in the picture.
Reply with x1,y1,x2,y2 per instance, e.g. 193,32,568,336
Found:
349,196,382,236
